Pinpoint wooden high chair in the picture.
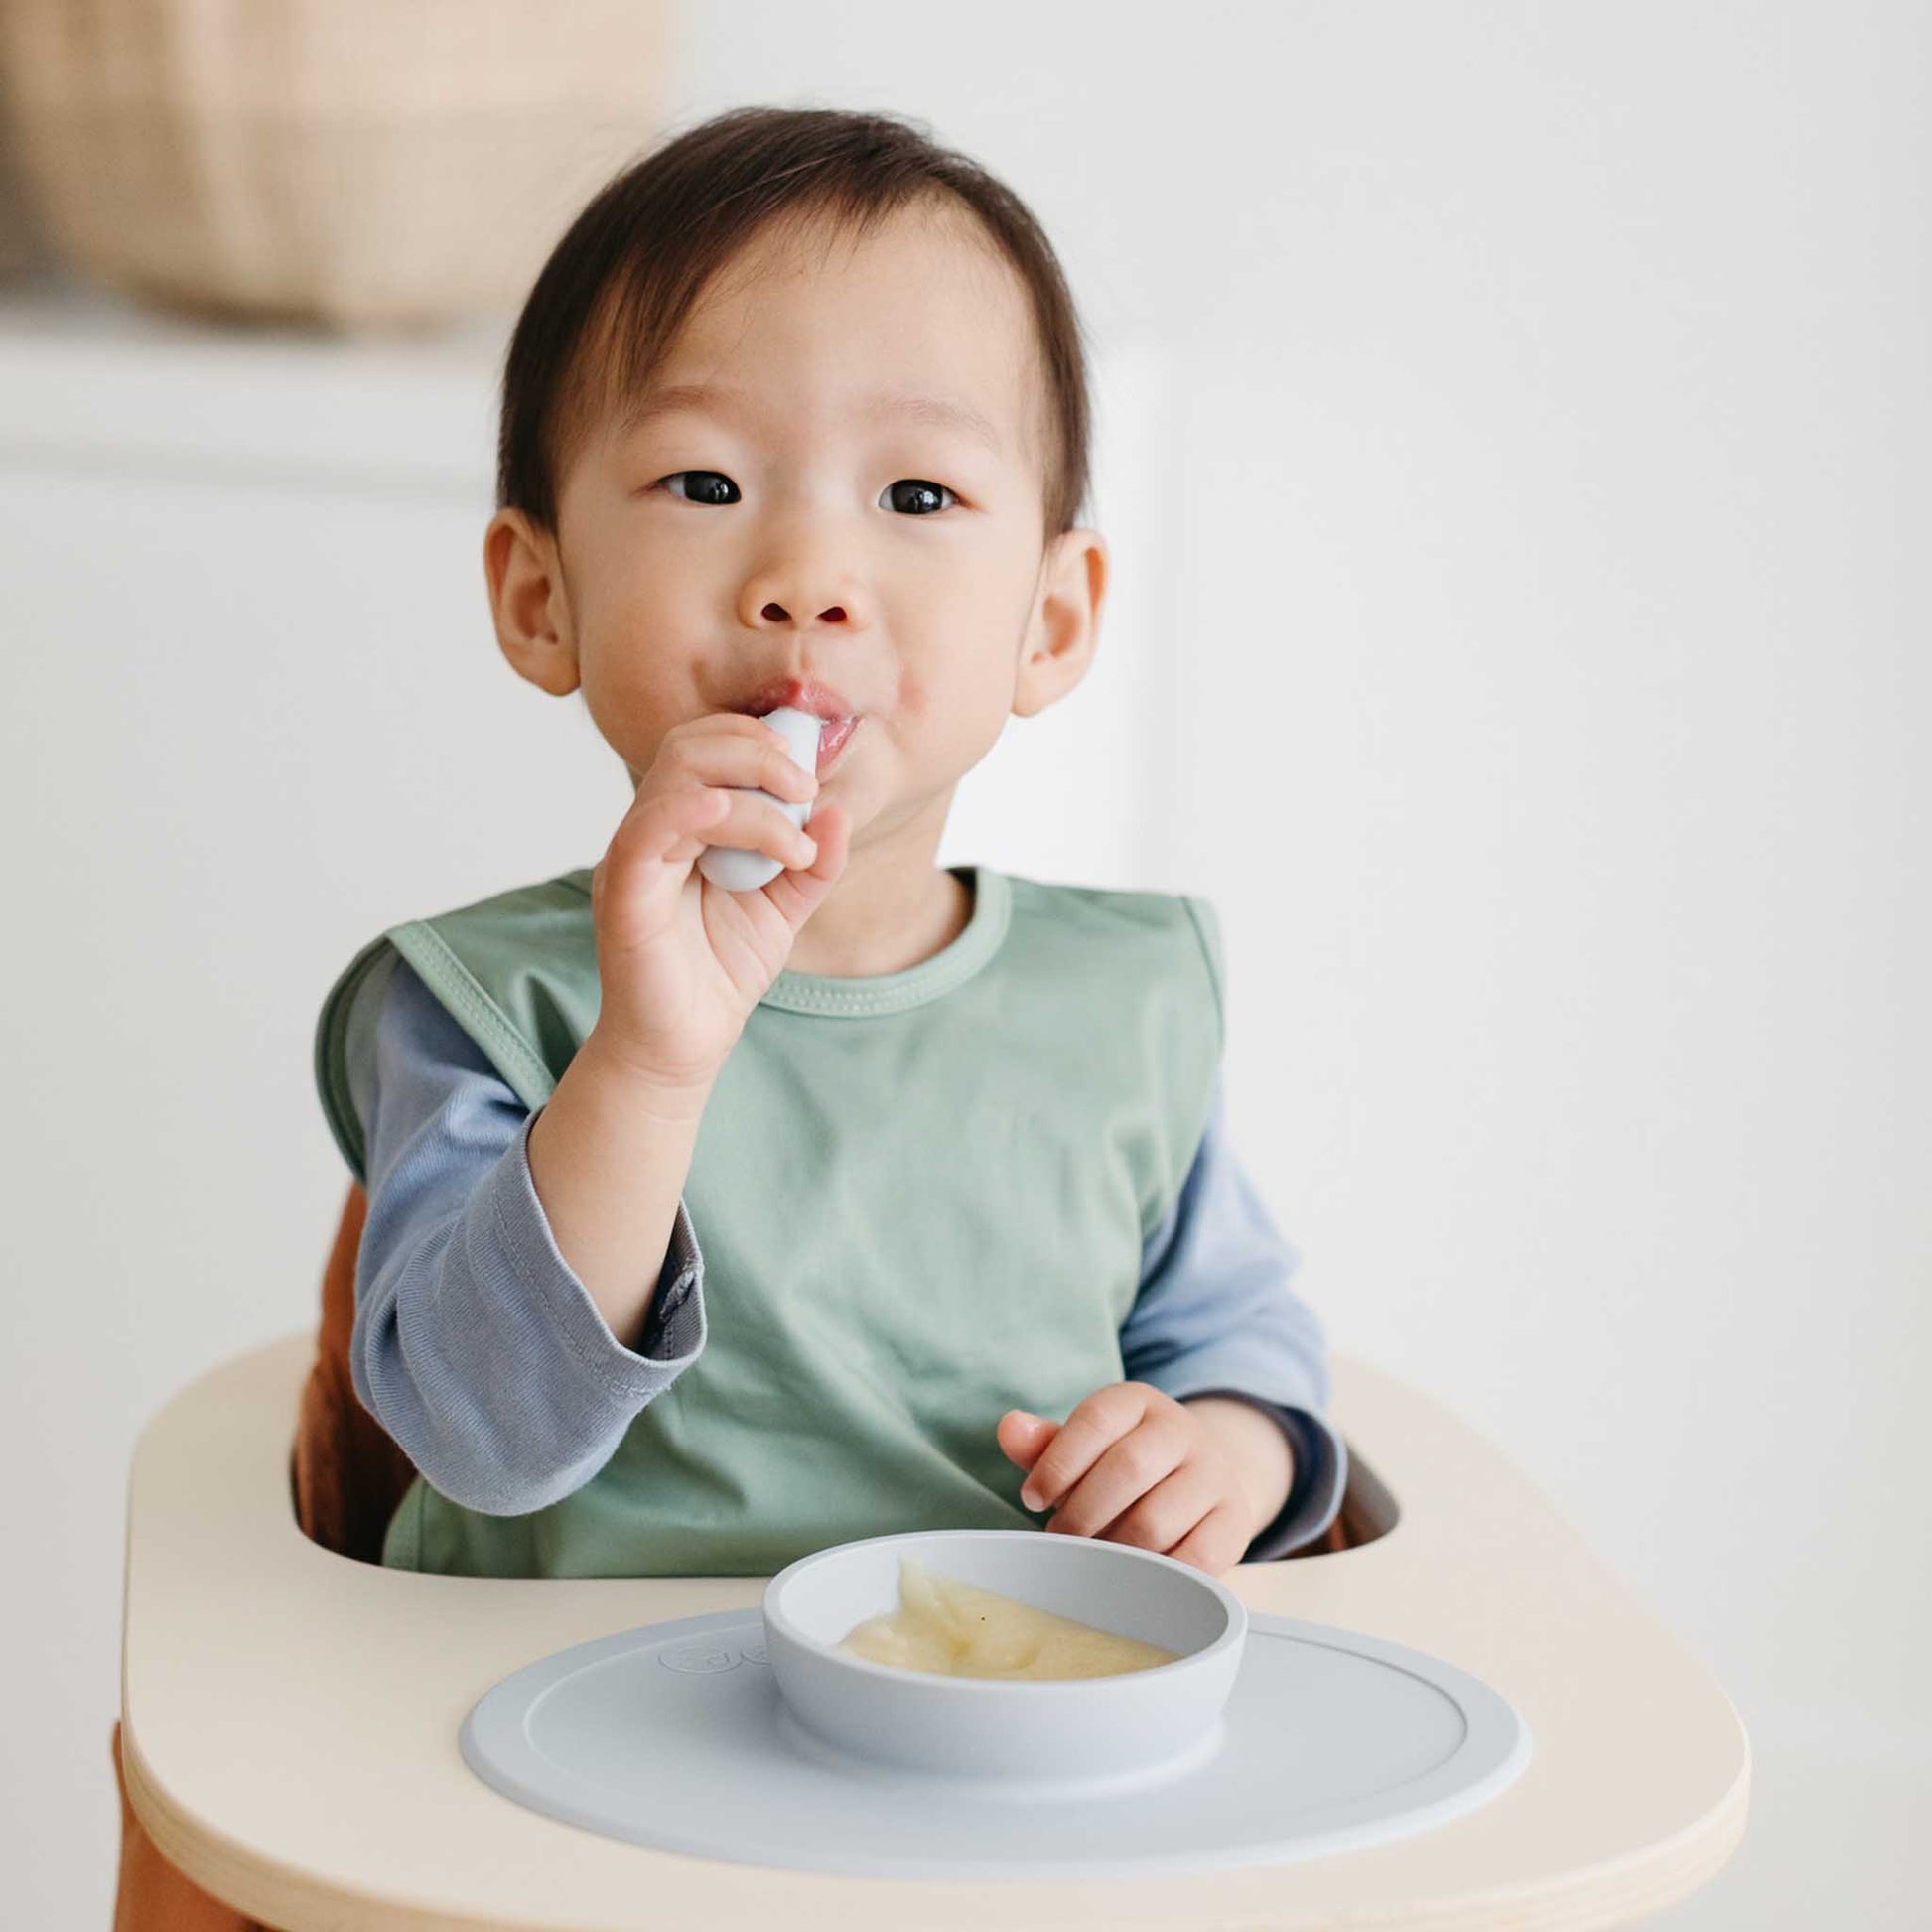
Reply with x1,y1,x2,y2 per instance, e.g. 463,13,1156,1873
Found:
110,1184,404,1931
112,1187,1748,1931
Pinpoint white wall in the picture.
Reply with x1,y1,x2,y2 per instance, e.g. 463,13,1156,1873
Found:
3,3,1925,1923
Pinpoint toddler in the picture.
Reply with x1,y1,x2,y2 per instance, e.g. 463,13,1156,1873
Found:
313,105,1346,1578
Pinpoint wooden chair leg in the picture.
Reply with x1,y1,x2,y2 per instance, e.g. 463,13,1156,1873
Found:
110,1721,264,1932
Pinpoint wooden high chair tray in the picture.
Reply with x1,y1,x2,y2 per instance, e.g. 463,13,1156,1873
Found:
120,1338,1748,1930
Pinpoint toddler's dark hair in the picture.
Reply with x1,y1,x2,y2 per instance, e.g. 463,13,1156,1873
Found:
496,105,1092,545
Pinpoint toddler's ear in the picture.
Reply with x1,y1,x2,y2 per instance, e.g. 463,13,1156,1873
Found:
484,507,581,697
1012,526,1107,720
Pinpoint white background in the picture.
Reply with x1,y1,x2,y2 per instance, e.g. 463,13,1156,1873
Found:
2,4,1925,1924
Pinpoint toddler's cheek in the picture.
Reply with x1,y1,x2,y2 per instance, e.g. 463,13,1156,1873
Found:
895,663,928,715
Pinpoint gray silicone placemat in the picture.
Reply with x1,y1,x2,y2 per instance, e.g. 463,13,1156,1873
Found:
460,1608,1531,1879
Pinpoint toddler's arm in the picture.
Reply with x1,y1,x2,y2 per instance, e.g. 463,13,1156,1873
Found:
345,714,848,1517
1120,1070,1348,1559
349,956,708,1514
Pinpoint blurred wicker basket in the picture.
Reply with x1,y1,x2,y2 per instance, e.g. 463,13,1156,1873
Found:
0,0,671,329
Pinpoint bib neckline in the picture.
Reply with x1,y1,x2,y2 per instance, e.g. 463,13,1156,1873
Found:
557,862,1011,1018
759,864,1010,1018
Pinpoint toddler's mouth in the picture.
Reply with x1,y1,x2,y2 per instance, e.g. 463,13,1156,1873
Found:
735,675,861,776
814,713,859,776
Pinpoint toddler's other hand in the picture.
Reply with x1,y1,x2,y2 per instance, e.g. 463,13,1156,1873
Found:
586,711,851,1091
996,1383,1256,1577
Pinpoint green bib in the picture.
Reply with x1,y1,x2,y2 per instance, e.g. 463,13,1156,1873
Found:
315,863,1226,1577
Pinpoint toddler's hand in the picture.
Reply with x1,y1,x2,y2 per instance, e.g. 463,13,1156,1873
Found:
996,1382,1256,1577
586,711,851,1090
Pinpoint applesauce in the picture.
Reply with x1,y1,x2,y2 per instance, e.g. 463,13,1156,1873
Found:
836,1557,1180,1681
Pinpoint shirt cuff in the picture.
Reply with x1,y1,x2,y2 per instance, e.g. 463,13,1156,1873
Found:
1177,1387,1349,1562
497,1111,708,1384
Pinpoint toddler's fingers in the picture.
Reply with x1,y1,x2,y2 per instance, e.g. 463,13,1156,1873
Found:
1017,1383,1151,1513
594,788,732,923
1040,1419,1188,1539
1068,1449,1209,1551
660,715,822,804
760,799,852,923
701,786,821,870
1165,1502,1250,1577
996,1409,1059,1476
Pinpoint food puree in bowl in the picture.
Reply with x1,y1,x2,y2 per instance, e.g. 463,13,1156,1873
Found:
836,1557,1180,1680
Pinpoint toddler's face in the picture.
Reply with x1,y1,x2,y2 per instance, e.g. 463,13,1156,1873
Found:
486,200,1104,861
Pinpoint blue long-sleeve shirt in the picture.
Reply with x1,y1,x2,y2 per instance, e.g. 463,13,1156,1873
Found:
349,955,1347,1562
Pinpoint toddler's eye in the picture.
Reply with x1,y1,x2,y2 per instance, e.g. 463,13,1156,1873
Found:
882,479,957,516
653,472,956,514
657,471,740,506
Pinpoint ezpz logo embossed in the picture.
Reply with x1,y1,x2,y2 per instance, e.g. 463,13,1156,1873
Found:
658,1645,741,1675
657,1638,771,1674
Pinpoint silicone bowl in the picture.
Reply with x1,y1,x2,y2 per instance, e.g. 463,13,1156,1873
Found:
761,1529,1248,1792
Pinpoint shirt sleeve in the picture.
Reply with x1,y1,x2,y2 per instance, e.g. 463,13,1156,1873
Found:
349,953,708,1516
1119,1070,1349,1561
